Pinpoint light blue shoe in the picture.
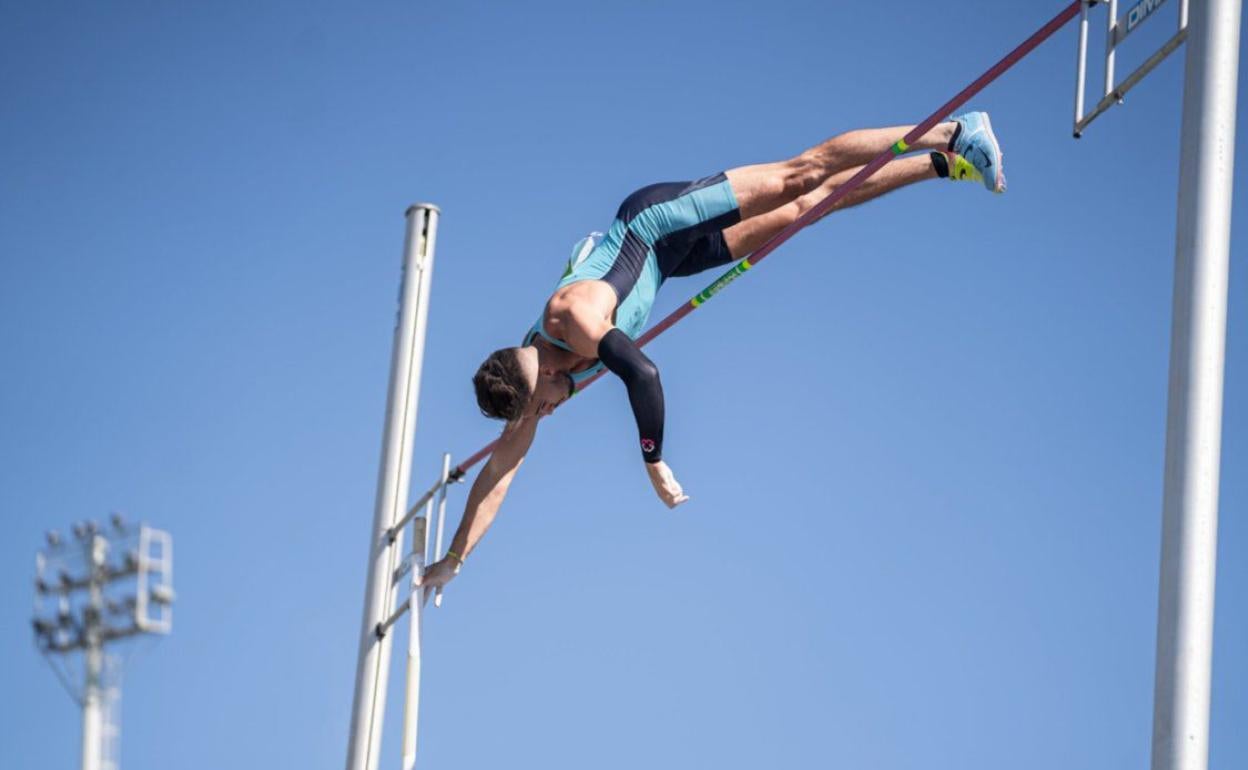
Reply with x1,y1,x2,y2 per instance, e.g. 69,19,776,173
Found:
950,111,1006,193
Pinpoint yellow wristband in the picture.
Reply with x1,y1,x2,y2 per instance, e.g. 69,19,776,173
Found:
446,550,465,565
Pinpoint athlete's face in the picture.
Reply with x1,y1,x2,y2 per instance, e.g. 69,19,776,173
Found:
528,369,575,417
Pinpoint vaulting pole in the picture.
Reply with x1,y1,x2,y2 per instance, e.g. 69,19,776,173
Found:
1151,0,1239,767
347,204,440,770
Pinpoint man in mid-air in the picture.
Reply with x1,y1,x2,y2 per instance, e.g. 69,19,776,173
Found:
420,112,1006,590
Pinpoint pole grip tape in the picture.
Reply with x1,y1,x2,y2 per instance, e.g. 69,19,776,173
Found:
689,258,753,308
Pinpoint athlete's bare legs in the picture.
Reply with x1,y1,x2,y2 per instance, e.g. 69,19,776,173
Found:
723,154,938,258
724,123,956,219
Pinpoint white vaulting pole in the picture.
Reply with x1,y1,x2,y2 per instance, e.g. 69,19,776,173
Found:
1151,0,1239,768
347,204,441,770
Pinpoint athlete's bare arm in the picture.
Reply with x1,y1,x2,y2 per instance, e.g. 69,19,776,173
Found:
420,415,538,590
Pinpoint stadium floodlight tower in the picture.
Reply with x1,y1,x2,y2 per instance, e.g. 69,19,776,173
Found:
32,514,175,770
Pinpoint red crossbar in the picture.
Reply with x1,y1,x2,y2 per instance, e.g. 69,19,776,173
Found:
450,1,1083,481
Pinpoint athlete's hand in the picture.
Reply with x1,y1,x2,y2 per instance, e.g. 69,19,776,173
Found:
418,556,461,604
645,460,689,508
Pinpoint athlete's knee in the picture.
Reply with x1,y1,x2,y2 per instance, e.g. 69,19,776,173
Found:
790,182,844,222
782,155,823,197
791,186,824,217
739,162,811,211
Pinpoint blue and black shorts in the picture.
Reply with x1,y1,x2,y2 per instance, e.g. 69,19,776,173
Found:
602,172,743,295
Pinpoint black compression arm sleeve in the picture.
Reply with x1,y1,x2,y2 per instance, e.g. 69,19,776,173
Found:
597,328,664,463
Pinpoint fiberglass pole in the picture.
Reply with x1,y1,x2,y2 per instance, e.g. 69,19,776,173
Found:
347,204,441,770
1151,0,1239,768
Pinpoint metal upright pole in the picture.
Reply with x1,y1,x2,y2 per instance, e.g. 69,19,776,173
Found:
81,647,102,770
432,453,451,608
1151,1,1240,768
1105,0,1120,97
81,536,104,770
347,204,441,770
400,518,427,770
1074,1,1092,127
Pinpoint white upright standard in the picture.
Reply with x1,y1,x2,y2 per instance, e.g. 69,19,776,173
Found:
1152,0,1239,768
346,204,441,770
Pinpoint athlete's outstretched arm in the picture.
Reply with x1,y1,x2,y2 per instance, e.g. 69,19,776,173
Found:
556,302,689,508
420,416,537,590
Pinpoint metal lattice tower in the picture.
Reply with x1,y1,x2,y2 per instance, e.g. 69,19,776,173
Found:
32,514,175,770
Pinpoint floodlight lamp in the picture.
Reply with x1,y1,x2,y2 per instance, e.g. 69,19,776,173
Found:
150,585,175,606
110,512,125,531
46,530,62,547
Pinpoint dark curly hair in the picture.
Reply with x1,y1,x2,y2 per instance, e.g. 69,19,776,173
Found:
473,347,532,421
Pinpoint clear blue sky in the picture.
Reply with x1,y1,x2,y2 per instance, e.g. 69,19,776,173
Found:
2,1,1245,768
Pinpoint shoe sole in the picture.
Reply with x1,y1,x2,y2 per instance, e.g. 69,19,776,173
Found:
976,113,1006,193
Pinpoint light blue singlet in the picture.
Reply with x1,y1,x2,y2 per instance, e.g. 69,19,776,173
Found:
523,231,657,386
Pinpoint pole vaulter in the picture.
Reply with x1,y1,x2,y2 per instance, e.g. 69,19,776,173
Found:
444,1,1085,484
350,3,1239,770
